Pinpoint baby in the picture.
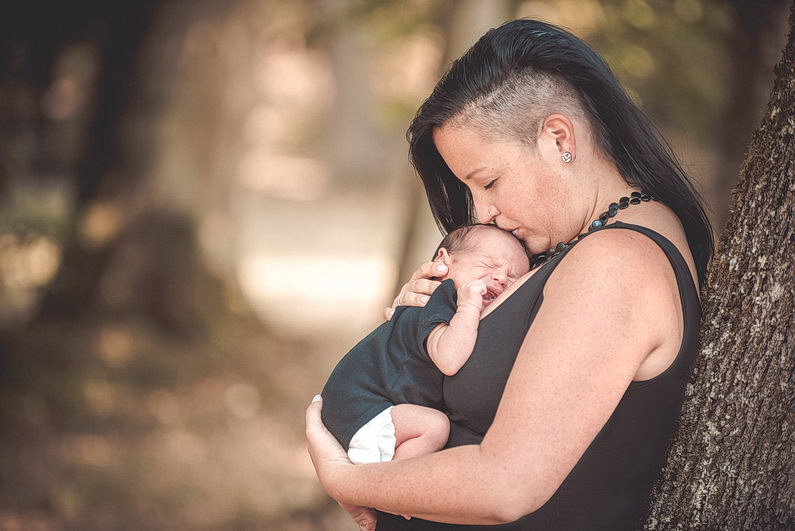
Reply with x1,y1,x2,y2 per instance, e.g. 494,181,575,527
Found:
321,224,530,467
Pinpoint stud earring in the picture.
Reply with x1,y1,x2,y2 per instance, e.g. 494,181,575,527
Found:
562,152,573,163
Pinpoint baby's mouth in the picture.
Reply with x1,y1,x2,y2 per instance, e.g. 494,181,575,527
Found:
482,286,502,306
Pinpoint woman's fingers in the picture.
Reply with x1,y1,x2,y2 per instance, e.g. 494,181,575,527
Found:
410,260,448,281
384,261,447,320
305,395,346,459
305,394,323,440
397,278,439,307
339,502,378,531
385,283,436,320
409,278,442,298
305,395,351,485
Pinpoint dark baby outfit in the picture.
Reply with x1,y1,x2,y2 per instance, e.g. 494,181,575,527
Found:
321,279,458,458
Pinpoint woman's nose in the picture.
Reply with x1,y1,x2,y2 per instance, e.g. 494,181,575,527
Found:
476,203,497,224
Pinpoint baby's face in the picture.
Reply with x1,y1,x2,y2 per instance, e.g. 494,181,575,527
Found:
443,232,530,306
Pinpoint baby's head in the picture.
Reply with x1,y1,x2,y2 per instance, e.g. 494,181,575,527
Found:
433,224,530,307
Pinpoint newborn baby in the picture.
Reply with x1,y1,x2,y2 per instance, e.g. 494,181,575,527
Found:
321,224,530,465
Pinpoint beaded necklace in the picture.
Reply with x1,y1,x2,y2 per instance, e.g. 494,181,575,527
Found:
530,190,657,269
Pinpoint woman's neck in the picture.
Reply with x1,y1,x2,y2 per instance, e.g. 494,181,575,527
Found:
575,157,639,235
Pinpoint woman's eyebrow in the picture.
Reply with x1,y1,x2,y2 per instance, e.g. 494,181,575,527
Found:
464,167,489,180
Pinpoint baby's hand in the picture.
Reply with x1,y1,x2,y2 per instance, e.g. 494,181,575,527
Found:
457,280,486,312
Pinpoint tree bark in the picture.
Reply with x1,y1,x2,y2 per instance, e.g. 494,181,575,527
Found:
644,4,795,529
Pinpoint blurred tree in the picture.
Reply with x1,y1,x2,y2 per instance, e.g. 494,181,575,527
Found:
711,0,790,229
0,0,344,522
644,5,794,528
0,1,252,339
393,0,511,296
0,1,160,321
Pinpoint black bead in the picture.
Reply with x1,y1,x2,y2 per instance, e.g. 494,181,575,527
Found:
568,191,653,250
555,242,566,252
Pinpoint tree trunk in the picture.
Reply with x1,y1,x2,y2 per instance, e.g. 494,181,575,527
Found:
644,5,795,529
32,2,159,320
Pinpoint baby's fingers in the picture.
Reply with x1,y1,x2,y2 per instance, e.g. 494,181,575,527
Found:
465,279,487,295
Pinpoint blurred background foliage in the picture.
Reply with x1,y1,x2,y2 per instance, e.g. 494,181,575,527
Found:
0,0,789,529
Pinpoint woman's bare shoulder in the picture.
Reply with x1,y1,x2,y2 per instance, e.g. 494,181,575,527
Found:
547,225,679,333
540,220,687,381
610,202,700,292
552,225,673,286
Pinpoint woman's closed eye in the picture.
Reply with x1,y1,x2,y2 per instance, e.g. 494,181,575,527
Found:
484,178,497,190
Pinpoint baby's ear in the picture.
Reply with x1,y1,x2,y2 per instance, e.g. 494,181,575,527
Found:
434,248,452,279
435,247,452,262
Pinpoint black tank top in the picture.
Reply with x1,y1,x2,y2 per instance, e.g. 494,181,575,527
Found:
377,222,702,530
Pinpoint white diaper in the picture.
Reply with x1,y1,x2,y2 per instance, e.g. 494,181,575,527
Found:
347,406,396,464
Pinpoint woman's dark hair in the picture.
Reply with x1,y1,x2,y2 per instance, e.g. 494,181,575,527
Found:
407,19,713,287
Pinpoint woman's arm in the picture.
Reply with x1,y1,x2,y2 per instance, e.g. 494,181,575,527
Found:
308,229,677,523
306,402,515,524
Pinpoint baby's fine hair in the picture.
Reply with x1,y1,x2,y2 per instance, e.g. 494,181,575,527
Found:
432,224,525,259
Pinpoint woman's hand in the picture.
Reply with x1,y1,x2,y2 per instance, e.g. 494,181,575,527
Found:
306,395,377,530
338,501,378,531
384,261,448,320
305,395,351,492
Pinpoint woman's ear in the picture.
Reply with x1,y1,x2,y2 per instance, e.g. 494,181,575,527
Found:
538,113,576,163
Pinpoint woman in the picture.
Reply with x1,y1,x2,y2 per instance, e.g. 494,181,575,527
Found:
306,19,712,530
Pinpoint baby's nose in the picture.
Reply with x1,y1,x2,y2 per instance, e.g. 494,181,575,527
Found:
491,267,508,285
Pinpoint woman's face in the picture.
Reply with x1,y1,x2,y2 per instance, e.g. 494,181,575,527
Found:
432,123,573,255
